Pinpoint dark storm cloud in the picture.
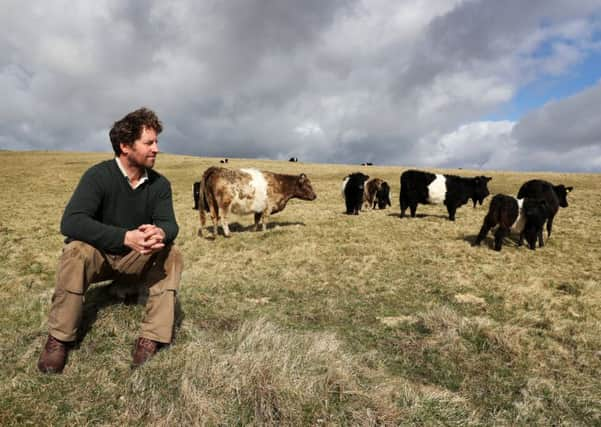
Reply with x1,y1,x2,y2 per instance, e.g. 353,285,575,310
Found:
513,81,601,151
1,1,600,171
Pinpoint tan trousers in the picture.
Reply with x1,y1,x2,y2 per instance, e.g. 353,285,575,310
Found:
47,241,183,344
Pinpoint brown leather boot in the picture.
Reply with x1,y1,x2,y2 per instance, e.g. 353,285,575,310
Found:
38,335,70,373
132,337,159,368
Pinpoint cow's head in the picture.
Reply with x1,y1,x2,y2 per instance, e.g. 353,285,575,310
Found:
523,198,549,250
295,173,317,200
472,176,492,205
553,184,573,208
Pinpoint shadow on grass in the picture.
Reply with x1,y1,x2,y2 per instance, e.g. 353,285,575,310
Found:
199,220,305,237
461,234,522,250
388,212,449,219
75,282,185,345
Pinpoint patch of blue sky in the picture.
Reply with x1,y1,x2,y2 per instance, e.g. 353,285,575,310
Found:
484,30,601,122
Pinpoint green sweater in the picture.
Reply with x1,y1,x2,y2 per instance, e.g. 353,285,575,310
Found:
61,159,179,254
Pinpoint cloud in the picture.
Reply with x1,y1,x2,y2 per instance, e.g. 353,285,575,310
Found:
513,80,601,151
1,1,600,171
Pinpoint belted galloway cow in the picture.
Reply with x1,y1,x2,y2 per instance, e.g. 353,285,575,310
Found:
342,172,369,215
517,179,572,243
474,194,549,251
400,170,492,221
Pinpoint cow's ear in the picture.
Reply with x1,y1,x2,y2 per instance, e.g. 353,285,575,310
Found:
566,186,573,193
486,176,492,182
299,173,307,183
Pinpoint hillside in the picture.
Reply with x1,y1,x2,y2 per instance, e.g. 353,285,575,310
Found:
1,150,600,425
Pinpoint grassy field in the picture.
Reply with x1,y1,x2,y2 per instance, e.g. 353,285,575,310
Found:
1,150,600,425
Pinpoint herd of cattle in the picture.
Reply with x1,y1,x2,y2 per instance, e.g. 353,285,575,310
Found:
192,165,573,251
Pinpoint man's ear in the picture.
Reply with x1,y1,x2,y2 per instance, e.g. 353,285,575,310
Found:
120,142,131,155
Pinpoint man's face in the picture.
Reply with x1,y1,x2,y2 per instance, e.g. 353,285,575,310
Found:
122,126,159,169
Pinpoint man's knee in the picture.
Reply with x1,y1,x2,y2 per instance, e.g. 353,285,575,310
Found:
62,241,99,260
146,245,183,295
56,241,104,294
165,245,184,273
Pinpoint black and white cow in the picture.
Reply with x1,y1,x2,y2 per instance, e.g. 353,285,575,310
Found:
474,194,549,251
517,179,573,241
289,157,299,162
399,170,492,221
342,172,369,215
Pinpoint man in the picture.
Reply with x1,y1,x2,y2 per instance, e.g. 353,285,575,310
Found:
38,107,183,373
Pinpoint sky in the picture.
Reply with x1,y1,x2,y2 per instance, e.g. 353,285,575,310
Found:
1,1,601,172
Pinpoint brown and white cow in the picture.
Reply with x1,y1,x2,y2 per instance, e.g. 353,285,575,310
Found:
197,167,317,238
363,178,392,210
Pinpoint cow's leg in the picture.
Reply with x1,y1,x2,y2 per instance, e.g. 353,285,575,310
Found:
447,204,456,221
260,209,270,231
400,193,408,217
474,215,494,246
409,202,418,218
206,201,219,239
518,231,524,246
345,198,353,215
493,227,509,251
198,207,205,237
538,228,545,247
546,214,555,238
219,203,231,237
254,212,262,231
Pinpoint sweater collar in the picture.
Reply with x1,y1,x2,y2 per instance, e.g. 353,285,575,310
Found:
115,157,149,189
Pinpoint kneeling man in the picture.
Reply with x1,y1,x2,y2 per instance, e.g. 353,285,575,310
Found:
38,107,183,373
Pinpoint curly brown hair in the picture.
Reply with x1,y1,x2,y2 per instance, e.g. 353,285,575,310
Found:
109,107,163,155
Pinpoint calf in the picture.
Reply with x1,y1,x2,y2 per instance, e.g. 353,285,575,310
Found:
363,178,392,209
198,167,316,238
517,179,573,242
474,194,549,251
342,172,369,215
399,170,492,221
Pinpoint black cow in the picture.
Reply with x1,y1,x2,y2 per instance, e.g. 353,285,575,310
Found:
361,162,373,166
470,175,492,207
342,172,369,215
193,181,201,210
289,157,299,162
517,179,573,241
474,194,549,251
399,170,492,221
220,158,229,164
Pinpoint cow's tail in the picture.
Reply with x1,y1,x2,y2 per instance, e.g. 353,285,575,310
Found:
193,181,201,210
399,172,409,212
198,167,219,236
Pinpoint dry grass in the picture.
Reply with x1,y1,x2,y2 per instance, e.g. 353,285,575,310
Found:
1,150,600,425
